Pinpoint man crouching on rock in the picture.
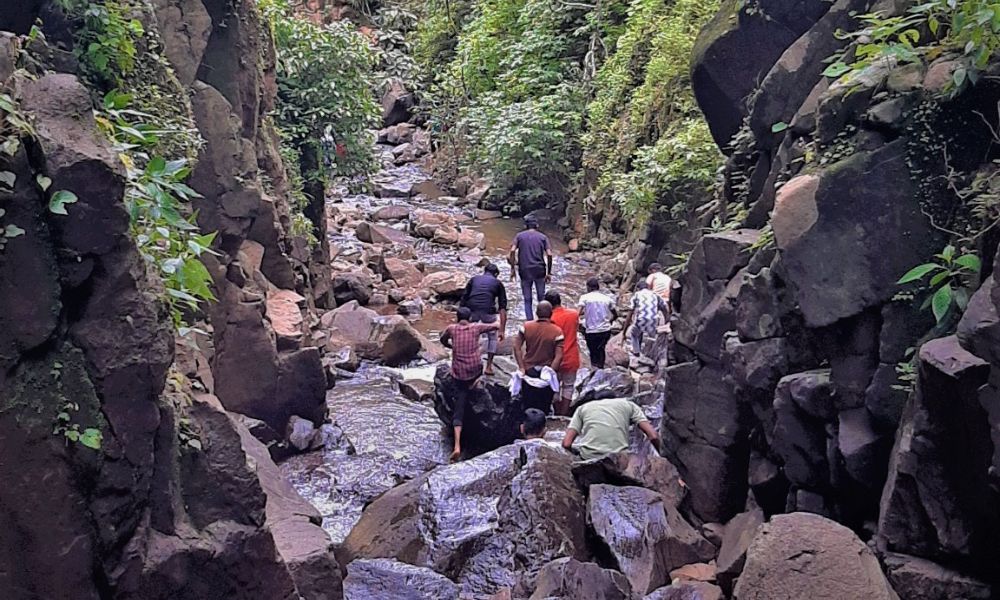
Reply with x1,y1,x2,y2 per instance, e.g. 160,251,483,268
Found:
441,307,500,461
562,398,661,461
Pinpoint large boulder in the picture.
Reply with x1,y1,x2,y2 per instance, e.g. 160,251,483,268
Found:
333,271,374,306
340,442,589,597
645,582,724,600
381,78,415,127
433,364,521,454
691,0,832,148
771,142,940,327
344,559,459,600
734,512,898,600
661,360,751,522
356,221,410,245
380,257,423,288
877,336,998,571
529,557,633,600
587,484,716,595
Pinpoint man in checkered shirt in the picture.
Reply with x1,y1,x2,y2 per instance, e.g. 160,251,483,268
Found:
440,307,500,461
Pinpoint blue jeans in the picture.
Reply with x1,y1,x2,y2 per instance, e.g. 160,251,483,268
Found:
521,277,546,320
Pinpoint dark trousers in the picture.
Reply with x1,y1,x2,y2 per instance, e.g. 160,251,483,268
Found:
585,331,612,369
520,277,546,320
452,376,479,426
521,367,554,415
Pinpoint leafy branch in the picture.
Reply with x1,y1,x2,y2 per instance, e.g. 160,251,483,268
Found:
897,244,981,322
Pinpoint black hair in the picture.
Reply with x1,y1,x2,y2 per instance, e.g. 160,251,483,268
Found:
457,307,472,321
648,262,662,273
523,409,546,436
485,262,500,275
544,291,562,307
524,215,539,229
586,277,600,291
636,280,649,290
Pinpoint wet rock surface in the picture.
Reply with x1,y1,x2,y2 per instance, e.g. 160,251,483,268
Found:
344,558,459,600
587,484,715,595
433,363,522,454
340,442,589,597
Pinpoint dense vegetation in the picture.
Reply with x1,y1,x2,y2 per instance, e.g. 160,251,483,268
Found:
403,0,722,222
261,0,380,240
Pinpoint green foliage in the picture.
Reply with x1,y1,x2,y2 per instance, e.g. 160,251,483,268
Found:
97,92,217,331
50,360,103,450
58,0,145,87
897,244,981,323
825,0,1000,95
260,0,380,179
414,0,598,205
583,0,721,221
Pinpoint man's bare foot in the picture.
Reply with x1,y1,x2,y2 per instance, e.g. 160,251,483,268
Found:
484,368,495,376
449,449,461,462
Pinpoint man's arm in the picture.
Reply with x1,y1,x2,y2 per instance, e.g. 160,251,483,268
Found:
561,428,579,453
512,331,526,371
440,328,453,349
499,309,507,342
610,303,620,321
637,421,662,453
508,243,518,281
461,279,473,307
545,246,553,282
658,296,671,320
550,343,564,371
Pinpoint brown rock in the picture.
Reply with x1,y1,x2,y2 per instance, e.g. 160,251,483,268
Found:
267,289,305,347
420,271,468,299
716,508,765,594
734,512,898,600
529,557,633,600
371,204,411,221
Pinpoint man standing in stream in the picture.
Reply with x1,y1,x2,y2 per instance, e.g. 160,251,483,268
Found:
509,215,553,321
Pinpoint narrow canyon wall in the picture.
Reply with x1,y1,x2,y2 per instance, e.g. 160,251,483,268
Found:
0,1,340,598
666,0,1000,595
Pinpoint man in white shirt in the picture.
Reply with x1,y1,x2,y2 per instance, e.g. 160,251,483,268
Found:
577,278,618,369
646,263,672,305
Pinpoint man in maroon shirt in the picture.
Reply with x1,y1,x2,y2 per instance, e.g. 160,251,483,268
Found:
440,307,499,461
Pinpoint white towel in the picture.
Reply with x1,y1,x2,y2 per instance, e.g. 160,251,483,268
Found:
509,366,560,396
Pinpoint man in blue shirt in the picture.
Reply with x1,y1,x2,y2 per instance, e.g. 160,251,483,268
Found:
460,263,508,375
508,215,553,321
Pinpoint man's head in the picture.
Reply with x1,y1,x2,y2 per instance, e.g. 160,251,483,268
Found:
636,280,649,291
484,262,500,277
544,291,562,307
521,408,546,439
457,307,472,322
535,301,553,319
524,215,539,230
587,277,600,292
648,262,662,274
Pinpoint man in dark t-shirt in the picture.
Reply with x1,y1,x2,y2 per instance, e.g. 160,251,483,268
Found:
460,263,508,375
508,215,553,321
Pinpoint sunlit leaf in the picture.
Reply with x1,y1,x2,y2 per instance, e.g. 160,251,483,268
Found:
49,190,79,215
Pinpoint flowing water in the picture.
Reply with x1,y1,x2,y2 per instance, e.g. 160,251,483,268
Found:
280,145,596,542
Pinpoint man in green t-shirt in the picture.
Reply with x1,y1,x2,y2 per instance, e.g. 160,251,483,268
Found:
561,398,661,460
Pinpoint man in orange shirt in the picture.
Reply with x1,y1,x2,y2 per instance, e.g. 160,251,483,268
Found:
544,291,580,416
